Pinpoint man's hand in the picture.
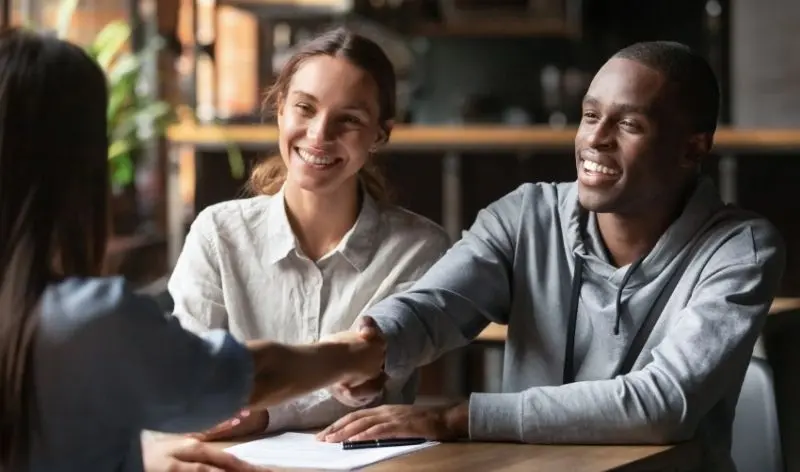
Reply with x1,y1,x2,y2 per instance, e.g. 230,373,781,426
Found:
315,402,469,443
321,316,387,387
142,435,270,472
189,409,270,442
327,317,388,407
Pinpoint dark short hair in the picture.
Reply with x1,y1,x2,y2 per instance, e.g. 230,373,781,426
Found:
613,41,720,134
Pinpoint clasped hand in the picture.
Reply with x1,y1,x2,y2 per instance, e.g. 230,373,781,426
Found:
322,316,388,406
190,316,387,442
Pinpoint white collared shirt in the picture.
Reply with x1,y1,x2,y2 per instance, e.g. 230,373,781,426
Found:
168,187,450,432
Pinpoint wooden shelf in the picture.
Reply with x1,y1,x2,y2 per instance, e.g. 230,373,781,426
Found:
475,297,800,343
220,0,351,16
167,123,800,154
413,19,578,38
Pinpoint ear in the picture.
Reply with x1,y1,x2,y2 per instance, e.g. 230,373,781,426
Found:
680,133,711,169
378,119,395,145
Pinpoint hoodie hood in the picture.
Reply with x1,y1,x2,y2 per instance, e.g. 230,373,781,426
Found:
562,177,727,337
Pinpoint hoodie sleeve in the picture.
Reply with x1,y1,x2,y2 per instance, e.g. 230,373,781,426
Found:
366,186,523,382
468,220,786,444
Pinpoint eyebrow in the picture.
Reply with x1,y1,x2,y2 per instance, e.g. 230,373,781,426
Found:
582,95,651,116
290,90,373,115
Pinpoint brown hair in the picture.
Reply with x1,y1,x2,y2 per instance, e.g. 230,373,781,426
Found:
0,28,109,469
248,27,396,203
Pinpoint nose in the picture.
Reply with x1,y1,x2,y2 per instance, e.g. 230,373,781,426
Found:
306,114,335,144
584,121,615,150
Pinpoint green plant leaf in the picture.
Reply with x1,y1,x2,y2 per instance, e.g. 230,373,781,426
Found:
110,152,135,188
109,136,137,161
52,0,244,188
107,52,141,84
111,108,138,140
226,140,245,179
107,82,135,127
90,21,131,70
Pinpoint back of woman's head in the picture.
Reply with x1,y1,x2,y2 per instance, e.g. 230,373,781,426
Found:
0,27,110,469
248,27,396,201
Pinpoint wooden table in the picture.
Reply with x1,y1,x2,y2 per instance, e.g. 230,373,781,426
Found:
211,437,701,472
477,297,800,343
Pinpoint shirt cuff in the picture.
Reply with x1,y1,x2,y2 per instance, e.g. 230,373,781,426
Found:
370,313,417,380
468,392,523,441
264,404,294,433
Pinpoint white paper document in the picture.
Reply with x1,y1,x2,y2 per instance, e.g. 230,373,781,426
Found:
225,432,438,470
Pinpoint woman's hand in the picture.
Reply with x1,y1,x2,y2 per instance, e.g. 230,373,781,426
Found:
189,409,270,442
142,435,270,472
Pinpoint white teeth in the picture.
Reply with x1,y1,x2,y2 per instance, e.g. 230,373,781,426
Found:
583,159,620,176
297,148,335,166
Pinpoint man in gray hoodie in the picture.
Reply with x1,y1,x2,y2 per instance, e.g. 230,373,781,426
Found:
318,41,785,471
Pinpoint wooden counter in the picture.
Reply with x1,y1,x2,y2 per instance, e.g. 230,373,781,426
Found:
477,297,800,343
167,123,800,153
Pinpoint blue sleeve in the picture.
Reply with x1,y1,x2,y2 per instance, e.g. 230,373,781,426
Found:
37,277,253,433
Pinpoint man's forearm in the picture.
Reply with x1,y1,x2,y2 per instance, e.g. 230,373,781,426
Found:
467,372,693,444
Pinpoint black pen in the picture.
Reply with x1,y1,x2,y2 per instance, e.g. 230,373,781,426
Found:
342,437,427,450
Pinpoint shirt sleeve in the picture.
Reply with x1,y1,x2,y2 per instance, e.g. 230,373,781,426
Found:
468,222,785,444
168,209,229,333
37,277,253,434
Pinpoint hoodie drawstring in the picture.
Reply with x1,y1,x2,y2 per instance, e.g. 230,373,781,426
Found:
563,257,584,384
563,254,645,384
613,256,645,335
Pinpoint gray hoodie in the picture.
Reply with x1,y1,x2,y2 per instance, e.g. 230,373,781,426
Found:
368,177,785,471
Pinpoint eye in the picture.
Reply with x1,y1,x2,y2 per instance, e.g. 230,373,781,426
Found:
294,102,314,116
619,119,641,131
581,111,599,122
340,115,364,126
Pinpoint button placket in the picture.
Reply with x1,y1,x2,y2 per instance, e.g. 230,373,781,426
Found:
307,264,323,342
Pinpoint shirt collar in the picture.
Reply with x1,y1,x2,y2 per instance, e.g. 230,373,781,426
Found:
338,189,381,272
263,184,381,271
264,185,296,265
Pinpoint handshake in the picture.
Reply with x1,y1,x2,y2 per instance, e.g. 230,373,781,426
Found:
320,316,389,408
187,316,390,444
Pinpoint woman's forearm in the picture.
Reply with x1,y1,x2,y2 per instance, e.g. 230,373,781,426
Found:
244,335,383,410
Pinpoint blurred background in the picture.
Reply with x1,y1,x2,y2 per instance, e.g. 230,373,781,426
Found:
5,0,800,460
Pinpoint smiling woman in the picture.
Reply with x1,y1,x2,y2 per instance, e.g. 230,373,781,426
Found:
166,26,451,454
250,28,395,203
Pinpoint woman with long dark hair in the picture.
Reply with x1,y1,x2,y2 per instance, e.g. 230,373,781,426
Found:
0,28,384,472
